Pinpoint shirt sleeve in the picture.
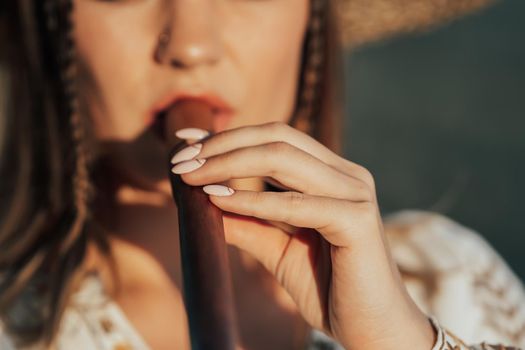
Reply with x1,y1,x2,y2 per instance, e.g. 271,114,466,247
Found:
384,210,525,349
430,316,522,350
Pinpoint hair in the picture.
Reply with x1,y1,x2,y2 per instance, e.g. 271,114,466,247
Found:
292,0,344,154
0,0,345,347
0,0,91,346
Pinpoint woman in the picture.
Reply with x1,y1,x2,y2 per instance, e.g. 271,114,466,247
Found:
0,0,523,349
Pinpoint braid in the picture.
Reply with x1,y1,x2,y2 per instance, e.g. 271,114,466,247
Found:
42,0,93,342
48,0,92,254
291,0,327,139
0,0,92,345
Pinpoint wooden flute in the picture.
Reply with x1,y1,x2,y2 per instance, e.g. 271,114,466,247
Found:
165,100,239,350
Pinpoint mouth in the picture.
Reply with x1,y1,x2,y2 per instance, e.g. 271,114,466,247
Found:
150,95,234,143
151,98,233,143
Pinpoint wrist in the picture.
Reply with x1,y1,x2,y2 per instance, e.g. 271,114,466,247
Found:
338,308,436,350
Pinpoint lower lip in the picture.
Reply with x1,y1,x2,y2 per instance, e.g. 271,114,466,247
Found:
145,104,233,133
146,108,234,135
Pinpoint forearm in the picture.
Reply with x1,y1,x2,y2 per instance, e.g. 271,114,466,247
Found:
335,296,436,350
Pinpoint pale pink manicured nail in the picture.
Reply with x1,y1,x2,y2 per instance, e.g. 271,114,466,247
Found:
175,128,210,140
171,158,206,174
203,184,235,196
171,143,202,164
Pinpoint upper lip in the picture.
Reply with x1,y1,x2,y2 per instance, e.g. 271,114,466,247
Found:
151,90,234,118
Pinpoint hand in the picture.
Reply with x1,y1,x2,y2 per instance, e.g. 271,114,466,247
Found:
170,122,435,349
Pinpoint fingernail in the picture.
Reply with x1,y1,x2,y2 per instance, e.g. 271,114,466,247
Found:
175,128,210,140
171,158,206,174
170,143,202,164
203,184,235,196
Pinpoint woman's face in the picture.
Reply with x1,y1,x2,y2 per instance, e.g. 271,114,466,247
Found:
73,0,309,192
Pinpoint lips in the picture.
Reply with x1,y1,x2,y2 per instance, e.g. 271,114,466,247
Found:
150,93,234,138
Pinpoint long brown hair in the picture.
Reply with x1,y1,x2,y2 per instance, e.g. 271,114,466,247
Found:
0,0,90,346
0,0,345,347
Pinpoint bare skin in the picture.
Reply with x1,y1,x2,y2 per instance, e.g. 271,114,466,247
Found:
73,0,435,349
88,178,308,350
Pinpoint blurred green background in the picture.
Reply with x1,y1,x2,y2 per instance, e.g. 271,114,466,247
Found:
343,0,525,280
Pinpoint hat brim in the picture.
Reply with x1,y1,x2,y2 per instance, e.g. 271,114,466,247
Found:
336,0,496,48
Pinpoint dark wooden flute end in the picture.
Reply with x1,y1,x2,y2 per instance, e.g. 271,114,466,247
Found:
166,101,239,350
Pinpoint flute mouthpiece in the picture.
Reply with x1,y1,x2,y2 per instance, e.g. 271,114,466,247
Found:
165,100,214,149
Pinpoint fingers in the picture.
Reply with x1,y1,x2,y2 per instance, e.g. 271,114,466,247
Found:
221,212,293,275
175,122,373,187
209,189,376,248
195,121,336,165
221,211,329,330
175,141,372,202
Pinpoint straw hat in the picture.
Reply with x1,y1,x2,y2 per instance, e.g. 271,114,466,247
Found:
336,0,496,48
0,0,497,49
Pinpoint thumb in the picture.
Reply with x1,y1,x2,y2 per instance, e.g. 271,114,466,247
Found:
222,212,291,275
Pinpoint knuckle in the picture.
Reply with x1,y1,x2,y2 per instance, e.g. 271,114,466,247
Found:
355,201,378,224
336,202,376,236
286,191,305,206
333,201,379,244
251,190,265,205
352,181,374,202
265,120,289,133
246,191,265,215
351,165,376,198
283,191,305,221
266,140,290,155
263,141,290,177
355,165,376,187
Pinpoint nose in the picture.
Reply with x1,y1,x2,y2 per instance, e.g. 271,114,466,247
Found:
155,0,222,69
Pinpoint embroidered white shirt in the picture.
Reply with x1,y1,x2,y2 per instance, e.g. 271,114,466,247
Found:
1,210,524,349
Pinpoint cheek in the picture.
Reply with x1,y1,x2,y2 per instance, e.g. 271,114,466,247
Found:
73,0,309,138
228,0,309,124
73,0,162,139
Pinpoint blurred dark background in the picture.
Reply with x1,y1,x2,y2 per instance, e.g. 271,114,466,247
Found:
343,0,525,280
